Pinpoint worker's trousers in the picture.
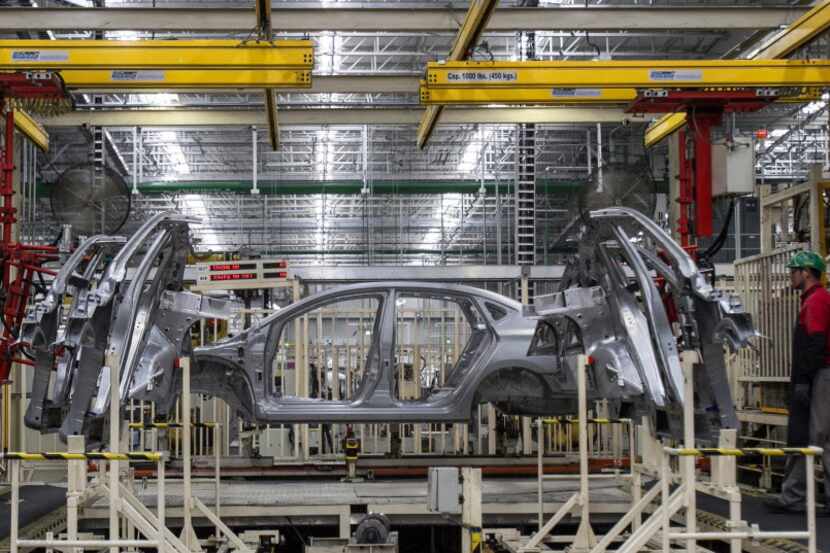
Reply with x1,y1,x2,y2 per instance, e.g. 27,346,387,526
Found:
781,368,830,507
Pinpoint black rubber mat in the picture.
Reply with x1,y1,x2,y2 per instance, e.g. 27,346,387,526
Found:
0,484,66,540
697,492,827,552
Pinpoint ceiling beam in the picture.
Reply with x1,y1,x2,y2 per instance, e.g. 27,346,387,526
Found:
13,109,49,152
417,0,498,149
40,107,650,127
645,0,830,147
0,7,806,32
754,0,830,59
254,0,279,151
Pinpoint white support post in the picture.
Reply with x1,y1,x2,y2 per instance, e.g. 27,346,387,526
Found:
339,508,350,540
572,355,597,552
661,450,671,553
681,351,698,553
157,457,166,553
711,429,741,553
629,420,641,532
251,126,259,195
179,357,198,552
461,467,482,553
131,127,139,195
596,123,604,193
807,453,817,553
536,418,543,533
487,404,496,455
67,435,86,553
108,364,120,553
214,425,222,540
10,459,19,553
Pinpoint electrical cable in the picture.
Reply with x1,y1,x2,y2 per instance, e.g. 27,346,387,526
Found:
283,516,308,547
584,31,602,59
699,199,735,262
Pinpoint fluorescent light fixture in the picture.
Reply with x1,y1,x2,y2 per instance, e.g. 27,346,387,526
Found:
137,93,179,107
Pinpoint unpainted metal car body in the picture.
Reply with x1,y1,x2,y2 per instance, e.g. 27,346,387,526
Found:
20,207,754,444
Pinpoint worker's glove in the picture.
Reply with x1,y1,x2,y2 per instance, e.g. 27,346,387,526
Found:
794,383,812,406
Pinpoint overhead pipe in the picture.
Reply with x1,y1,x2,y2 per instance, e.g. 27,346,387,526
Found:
134,178,585,195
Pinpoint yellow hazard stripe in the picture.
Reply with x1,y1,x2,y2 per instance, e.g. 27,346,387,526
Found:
672,447,818,457
129,422,217,429
542,417,631,425
3,451,162,461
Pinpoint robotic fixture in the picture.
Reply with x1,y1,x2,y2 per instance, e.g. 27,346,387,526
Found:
19,207,755,444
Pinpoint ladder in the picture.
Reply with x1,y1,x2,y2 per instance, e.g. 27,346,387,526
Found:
515,123,536,301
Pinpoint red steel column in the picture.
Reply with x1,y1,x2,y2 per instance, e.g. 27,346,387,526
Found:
692,115,718,239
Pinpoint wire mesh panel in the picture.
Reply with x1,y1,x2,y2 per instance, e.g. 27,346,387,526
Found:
734,245,803,384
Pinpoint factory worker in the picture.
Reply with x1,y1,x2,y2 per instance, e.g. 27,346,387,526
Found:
766,251,830,514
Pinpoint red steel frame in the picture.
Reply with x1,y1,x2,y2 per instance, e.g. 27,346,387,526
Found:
0,74,66,383
628,90,779,248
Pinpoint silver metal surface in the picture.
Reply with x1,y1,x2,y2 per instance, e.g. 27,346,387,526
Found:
22,208,753,443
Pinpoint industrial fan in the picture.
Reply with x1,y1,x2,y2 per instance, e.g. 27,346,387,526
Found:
548,161,658,255
576,161,658,220
50,164,131,236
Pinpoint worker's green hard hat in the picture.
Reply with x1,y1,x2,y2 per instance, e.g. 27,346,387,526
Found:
787,250,827,274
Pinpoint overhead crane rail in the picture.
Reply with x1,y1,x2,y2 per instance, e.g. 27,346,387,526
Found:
0,39,313,69
0,39,313,90
420,59,830,103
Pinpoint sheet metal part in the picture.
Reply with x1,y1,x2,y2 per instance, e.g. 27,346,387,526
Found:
21,208,754,443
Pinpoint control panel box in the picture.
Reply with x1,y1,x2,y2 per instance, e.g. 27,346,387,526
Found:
427,467,460,514
712,138,754,197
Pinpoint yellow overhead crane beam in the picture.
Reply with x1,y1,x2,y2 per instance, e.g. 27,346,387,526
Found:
11,109,49,152
55,69,310,89
255,0,281,151
642,113,687,149
0,38,312,151
421,59,830,98
421,85,638,105
0,39,313,89
416,0,498,149
0,39,313,69
754,0,830,60
644,0,830,147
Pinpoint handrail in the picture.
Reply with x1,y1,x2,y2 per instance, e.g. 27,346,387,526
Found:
2,451,161,461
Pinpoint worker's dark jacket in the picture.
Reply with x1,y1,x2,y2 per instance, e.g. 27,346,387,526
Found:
788,283,830,446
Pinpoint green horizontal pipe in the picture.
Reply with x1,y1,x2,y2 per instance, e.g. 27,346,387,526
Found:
135,178,584,195
38,177,667,196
